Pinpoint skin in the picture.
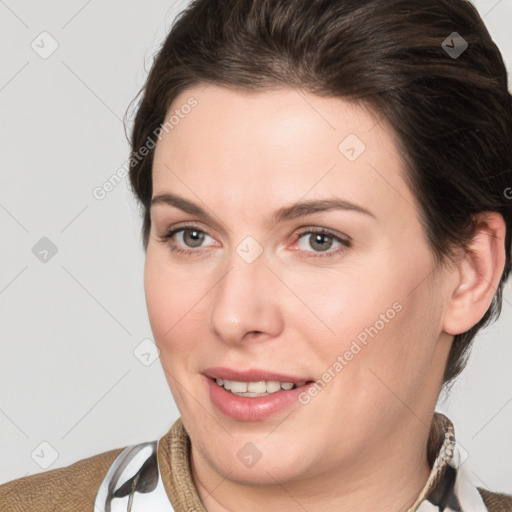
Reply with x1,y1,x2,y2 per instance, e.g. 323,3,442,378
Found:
144,84,506,511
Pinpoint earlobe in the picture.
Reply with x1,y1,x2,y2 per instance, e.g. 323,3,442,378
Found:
443,212,506,336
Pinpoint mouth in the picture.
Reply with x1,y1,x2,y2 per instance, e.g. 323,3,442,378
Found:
212,377,310,397
202,368,316,421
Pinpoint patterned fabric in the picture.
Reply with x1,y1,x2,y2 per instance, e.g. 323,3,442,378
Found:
409,413,488,512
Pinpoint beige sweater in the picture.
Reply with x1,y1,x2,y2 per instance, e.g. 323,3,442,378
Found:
1,416,511,511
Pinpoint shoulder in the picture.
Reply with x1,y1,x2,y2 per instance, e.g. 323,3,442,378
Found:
0,446,124,512
478,487,512,512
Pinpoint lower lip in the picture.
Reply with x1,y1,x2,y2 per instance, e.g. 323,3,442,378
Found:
205,377,313,422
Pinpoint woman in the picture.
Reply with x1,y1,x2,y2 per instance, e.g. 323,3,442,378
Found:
1,0,511,510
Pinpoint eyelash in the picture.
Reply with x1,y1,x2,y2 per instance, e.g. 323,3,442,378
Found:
158,222,351,258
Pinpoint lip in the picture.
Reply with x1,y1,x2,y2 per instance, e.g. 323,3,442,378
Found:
203,367,313,384
202,367,315,422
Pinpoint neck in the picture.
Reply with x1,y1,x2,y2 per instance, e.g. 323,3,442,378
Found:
190,420,432,512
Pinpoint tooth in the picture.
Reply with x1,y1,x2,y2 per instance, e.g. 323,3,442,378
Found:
266,381,281,393
215,378,305,395
247,381,267,393
230,381,248,393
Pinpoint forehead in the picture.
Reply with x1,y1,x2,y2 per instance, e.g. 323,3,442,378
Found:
151,84,414,222
156,84,384,161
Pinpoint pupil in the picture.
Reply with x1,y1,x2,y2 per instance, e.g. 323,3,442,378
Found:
185,229,204,247
311,233,331,252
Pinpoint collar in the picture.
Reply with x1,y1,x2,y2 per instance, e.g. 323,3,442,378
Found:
409,413,487,512
95,412,488,511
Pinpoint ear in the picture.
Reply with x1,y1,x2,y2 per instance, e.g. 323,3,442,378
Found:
443,212,507,336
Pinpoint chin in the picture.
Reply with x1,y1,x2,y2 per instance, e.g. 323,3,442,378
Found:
199,431,314,484
214,454,308,486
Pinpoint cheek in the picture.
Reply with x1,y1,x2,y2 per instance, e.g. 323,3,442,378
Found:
301,249,441,382
143,251,207,410
282,262,399,349
333,275,443,408
143,249,206,355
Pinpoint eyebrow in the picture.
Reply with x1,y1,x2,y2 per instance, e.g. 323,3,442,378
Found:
151,193,377,225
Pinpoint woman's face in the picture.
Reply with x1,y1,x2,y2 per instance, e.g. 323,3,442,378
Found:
145,85,454,485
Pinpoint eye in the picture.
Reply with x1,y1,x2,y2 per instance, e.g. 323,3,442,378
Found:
294,228,351,257
158,223,216,255
158,224,351,258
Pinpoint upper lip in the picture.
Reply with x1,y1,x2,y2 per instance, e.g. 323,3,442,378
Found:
203,367,314,383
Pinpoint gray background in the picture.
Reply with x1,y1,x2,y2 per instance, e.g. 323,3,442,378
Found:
1,0,511,494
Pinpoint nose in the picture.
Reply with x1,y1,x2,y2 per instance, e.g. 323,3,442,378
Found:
208,248,284,346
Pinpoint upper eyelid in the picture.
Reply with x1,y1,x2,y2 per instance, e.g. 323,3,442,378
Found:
165,223,215,239
295,226,350,239
163,223,347,238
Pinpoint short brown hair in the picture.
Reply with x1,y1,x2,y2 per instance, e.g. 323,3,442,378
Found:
128,0,512,386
